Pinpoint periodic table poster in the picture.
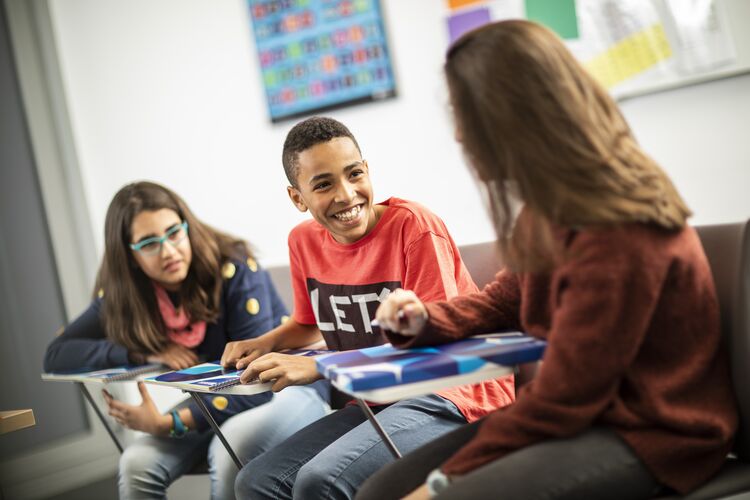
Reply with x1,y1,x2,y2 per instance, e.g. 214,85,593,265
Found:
247,0,397,122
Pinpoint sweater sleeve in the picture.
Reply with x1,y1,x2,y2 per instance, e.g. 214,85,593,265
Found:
385,268,522,347
439,235,664,476
43,299,130,372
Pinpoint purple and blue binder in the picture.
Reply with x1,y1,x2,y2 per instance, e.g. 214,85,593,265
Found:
315,333,546,393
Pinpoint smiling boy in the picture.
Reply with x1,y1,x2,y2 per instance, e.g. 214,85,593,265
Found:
222,117,515,500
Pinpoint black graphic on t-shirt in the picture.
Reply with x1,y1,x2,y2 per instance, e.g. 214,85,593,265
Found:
306,278,401,351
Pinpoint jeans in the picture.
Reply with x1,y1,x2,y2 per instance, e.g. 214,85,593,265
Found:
236,394,466,500
356,422,662,500
118,385,328,500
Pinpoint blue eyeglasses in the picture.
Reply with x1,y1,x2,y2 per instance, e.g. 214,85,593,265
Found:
130,221,189,255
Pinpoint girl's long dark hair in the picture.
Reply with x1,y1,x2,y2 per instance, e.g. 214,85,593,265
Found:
95,181,253,354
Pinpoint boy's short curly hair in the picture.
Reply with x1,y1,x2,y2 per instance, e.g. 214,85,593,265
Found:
282,116,361,187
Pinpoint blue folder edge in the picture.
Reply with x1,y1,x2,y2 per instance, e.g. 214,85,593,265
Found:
316,334,546,392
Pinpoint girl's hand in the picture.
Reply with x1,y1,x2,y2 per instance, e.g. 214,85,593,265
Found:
241,353,321,391
375,289,428,336
221,336,274,369
403,483,430,500
102,382,171,436
146,343,198,370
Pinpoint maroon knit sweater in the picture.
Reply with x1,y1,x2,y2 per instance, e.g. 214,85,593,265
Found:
387,223,738,494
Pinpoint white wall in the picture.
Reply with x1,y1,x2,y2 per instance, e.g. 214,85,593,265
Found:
48,0,749,272
619,74,750,225
48,0,492,268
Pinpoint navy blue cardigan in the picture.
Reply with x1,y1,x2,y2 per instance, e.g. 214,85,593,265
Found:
44,259,288,431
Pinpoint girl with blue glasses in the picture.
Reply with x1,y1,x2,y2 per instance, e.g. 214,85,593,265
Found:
129,220,189,255
44,181,329,499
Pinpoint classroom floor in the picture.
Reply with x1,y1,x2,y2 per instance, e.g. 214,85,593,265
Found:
44,474,208,499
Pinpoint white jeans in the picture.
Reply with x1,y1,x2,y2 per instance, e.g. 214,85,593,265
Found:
118,385,329,500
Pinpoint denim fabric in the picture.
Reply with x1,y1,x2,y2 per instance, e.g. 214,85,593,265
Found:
236,394,466,500
118,385,328,499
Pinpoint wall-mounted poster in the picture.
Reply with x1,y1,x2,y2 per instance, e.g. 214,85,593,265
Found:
442,0,741,101
247,0,397,122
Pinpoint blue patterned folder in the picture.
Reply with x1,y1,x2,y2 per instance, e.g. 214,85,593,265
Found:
315,333,546,393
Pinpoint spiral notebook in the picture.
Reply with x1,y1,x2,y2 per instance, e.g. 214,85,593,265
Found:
41,363,164,384
144,349,334,394
145,363,246,392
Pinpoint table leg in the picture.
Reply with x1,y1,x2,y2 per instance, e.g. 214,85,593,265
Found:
187,392,243,469
77,382,123,453
355,398,402,459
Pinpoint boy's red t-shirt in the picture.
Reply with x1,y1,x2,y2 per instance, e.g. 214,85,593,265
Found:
289,197,515,422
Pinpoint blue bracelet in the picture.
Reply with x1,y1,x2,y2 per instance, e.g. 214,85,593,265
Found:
169,410,188,438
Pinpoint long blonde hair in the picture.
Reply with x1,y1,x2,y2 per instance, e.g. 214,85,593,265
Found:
95,181,253,354
445,20,690,270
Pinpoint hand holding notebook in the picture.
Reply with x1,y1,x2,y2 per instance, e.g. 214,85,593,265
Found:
145,349,334,395
242,351,324,391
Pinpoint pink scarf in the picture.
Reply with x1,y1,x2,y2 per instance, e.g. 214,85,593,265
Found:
153,283,206,348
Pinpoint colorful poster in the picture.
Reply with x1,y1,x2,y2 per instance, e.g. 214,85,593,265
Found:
442,0,737,99
247,0,397,122
525,0,578,39
447,7,492,44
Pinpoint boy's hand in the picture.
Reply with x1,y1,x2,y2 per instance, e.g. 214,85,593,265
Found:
241,353,321,391
146,343,198,370
375,289,428,336
221,336,274,369
102,383,171,436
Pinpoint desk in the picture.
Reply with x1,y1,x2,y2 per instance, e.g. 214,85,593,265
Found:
185,391,245,469
41,366,165,454
43,371,240,473
348,365,514,459
143,368,281,470
148,337,543,467
143,351,331,470
340,364,514,404
0,409,35,434
77,382,124,452
316,333,546,459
